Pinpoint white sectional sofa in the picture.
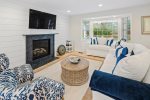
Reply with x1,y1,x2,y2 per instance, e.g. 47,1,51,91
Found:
86,37,117,57
89,42,150,100
86,45,114,57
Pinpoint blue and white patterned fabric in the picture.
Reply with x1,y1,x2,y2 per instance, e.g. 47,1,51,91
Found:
115,47,128,65
11,77,64,100
115,46,123,58
14,64,34,84
112,47,128,74
0,53,9,72
0,71,65,100
90,37,98,45
0,70,18,100
0,53,65,100
106,39,114,46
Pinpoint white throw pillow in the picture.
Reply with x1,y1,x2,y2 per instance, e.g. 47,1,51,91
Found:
97,37,107,45
120,41,134,53
113,51,150,81
133,44,148,54
90,37,98,45
111,40,117,48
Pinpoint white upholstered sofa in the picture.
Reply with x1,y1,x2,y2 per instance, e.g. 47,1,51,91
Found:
86,37,117,57
87,42,150,100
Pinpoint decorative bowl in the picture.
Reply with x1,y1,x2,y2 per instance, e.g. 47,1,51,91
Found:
69,56,80,64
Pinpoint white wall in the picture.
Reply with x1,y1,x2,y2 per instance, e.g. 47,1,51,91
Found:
0,0,70,68
70,4,150,51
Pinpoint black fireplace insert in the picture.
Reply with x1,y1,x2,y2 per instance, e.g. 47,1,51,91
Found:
33,39,50,60
26,34,55,69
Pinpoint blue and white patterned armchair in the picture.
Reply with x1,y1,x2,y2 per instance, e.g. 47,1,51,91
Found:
0,53,65,100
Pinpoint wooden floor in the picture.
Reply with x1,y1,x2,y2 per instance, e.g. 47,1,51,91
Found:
34,51,104,73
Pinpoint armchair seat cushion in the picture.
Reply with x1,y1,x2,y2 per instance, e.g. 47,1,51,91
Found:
0,77,65,100
0,70,18,87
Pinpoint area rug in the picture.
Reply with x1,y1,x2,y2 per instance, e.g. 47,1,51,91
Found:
34,58,102,100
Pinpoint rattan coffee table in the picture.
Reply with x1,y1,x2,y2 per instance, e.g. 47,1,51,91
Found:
61,57,89,86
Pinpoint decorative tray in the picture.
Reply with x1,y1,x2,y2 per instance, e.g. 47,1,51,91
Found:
69,56,80,64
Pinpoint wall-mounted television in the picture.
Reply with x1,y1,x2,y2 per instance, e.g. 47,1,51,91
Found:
29,9,56,29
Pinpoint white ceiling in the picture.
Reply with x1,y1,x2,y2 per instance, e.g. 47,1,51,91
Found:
19,0,150,15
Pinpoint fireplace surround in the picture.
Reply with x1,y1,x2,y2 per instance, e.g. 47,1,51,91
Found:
25,34,55,69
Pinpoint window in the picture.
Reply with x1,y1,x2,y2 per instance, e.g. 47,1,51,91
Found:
122,17,131,40
92,20,118,39
82,20,90,39
82,16,131,41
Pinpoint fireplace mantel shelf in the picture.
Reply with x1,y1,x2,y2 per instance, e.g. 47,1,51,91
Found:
23,33,59,36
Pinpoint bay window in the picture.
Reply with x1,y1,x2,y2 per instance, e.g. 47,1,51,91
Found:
82,16,131,41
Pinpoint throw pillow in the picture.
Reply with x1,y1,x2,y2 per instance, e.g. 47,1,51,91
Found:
113,51,150,81
112,47,128,74
115,46,123,58
90,37,98,45
106,39,114,46
120,41,134,54
111,40,117,48
133,44,148,55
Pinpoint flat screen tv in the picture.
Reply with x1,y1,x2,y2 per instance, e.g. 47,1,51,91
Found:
29,9,56,29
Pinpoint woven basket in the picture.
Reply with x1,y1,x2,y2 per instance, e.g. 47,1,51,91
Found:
61,57,89,86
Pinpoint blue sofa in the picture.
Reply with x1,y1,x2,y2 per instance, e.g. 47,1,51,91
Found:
0,53,65,100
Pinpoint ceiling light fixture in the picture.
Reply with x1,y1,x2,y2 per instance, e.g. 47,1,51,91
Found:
66,10,71,13
98,4,103,7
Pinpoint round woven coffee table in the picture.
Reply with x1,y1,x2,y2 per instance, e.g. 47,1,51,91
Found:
61,57,89,86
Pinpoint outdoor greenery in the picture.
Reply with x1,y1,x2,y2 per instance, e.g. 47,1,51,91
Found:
93,22,118,38
82,16,130,40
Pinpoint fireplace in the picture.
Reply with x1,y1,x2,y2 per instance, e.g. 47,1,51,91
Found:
33,39,50,60
25,34,55,69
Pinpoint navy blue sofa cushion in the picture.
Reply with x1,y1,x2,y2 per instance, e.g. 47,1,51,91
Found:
89,70,150,100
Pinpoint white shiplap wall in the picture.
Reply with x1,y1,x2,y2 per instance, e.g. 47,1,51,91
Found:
0,0,70,68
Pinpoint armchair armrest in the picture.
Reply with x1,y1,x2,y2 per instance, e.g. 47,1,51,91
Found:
90,70,150,100
14,64,34,84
